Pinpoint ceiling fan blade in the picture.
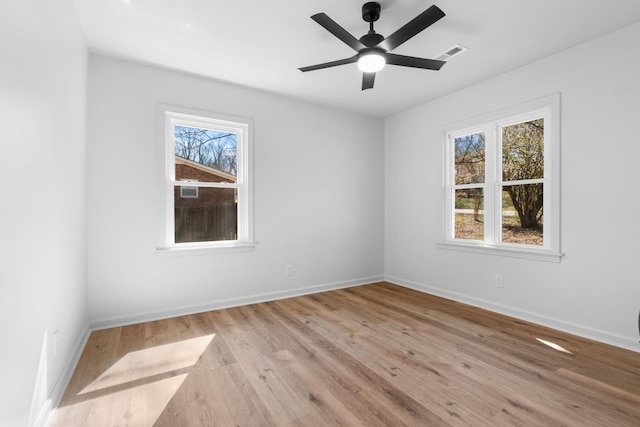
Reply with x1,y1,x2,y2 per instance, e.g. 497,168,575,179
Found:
362,72,375,90
311,13,366,52
298,55,359,72
381,5,445,52
385,53,446,70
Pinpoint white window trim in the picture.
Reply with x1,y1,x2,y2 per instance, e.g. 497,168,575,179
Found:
437,94,561,262
156,104,255,254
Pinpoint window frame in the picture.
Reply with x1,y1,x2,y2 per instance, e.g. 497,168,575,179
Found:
438,94,561,262
157,105,255,254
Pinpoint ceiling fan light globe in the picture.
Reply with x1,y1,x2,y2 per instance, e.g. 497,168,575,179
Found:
357,52,385,72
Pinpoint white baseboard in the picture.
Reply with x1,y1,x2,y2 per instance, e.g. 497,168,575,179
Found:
31,402,51,427
385,275,640,354
90,276,384,331
37,323,91,427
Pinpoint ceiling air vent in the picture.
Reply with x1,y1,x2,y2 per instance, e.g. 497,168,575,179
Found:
435,44,467,61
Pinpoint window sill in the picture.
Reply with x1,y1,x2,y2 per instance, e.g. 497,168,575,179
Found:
156,241,256,256
437,241,562,263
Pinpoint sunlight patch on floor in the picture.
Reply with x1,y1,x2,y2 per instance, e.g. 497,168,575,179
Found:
51,334,216,426
80,334,215,394
536,337,573,354
55,374,188,426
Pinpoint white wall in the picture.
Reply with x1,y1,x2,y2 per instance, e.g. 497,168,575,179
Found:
0,0,89,425
385,22,640,351
87,55,385,326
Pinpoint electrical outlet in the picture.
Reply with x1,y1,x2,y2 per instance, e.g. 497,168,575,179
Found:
495,275,504,288
285,264,293,277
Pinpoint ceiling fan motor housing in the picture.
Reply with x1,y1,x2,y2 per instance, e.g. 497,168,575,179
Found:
360,33,385,48
362,2,381,23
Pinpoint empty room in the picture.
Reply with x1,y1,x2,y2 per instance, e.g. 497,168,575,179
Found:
2,0,640,426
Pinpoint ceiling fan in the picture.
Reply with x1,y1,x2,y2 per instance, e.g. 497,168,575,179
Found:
299,2,446,90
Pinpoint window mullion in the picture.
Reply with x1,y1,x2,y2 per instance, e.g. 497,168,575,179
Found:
501,178,544,186
484,125,497,245
495,123,504,245
172,181,239,189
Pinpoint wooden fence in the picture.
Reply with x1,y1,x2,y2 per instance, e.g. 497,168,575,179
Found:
175,205,237,243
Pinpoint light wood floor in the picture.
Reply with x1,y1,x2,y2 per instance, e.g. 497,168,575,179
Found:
51,282,640,426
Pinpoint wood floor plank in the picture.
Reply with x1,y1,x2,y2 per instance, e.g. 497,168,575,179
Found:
51,282,640,426
303,312,492,426
269,349,365,426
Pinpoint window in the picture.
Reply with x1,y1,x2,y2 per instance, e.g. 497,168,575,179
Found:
439,94,561,262
158,106,254,252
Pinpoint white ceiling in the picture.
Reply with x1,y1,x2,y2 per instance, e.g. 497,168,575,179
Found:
73,0,640,117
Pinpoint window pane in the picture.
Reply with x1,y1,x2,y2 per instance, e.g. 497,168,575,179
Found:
174,125,237,183
501,185,543,246
174,187,237,243
455,133,485,185
502,119,544,181
454,188,484,240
